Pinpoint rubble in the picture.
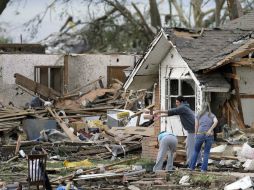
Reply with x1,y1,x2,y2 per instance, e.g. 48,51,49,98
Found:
1,72,254,190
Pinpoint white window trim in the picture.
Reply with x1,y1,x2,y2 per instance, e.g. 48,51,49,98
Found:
165,77,196,110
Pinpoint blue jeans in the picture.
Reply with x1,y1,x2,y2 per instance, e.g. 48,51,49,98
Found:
189,134,214,171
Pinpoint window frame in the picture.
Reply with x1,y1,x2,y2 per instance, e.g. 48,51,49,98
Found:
165,78,196,110
34,66,64,94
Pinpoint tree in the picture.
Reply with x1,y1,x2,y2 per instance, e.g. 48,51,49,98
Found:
227,0,243,20
0,0,253,52
0,0,10,15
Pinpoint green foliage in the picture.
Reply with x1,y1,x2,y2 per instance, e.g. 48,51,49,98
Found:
83,16,153,53
0,36,11,44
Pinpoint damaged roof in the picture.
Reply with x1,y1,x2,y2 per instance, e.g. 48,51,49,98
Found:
166,10,254,72
222,10,254,30
124,12,254,91
124,29,231,92
167,28,254,72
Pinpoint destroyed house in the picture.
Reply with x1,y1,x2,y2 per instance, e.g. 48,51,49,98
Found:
0,53,137,106
124,10,254,137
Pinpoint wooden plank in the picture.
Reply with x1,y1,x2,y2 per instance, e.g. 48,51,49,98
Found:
14,73,61,100
131,104,155,119
231,58,254,67
232,67,244,123
203,39,254,73
121,134,143,143
17,85,46,104
0,116,26,122
0,111,37,119
239,94,254,98
226,101,245,129
47,107,80,142
15,135,21,155
108,126,154,137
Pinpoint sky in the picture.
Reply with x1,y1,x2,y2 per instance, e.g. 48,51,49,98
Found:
0,0,215,43
0,0,91,42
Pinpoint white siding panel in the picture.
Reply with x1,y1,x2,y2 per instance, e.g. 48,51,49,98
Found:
241,99,254,126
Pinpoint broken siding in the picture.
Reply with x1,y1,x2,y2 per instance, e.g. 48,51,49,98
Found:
236,67,254,126
68,54,135,92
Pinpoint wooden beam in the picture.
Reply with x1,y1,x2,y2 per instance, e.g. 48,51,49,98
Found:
47,107,80,142
226,104,231,128
14,73,61,100
15,135,21,155
0,116,26,122
0,110,42,119
240,94,254,99
231,58,254,67
17,85,45,103
131,104,155,119
232,67,244,123
203,41,254,73
226,101,245,129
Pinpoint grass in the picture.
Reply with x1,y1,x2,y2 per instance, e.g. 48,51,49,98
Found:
191,173,217,187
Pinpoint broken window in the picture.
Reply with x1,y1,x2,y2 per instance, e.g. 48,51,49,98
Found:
170,79,178,95
165,78,195,110
34,66,64,94
182,80,195,95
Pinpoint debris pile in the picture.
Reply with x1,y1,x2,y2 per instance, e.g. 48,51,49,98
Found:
2,73,254,189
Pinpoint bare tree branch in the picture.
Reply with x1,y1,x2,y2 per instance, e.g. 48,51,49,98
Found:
149,0,161,30
104,0,139,27
227,0,243,20
131,2,154,37
171,0,191,27
0,0,9,15
215,0,226,26
191,0,203,28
